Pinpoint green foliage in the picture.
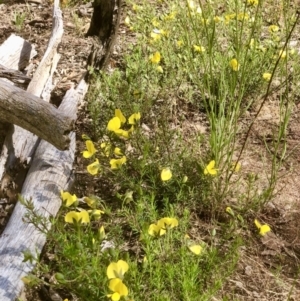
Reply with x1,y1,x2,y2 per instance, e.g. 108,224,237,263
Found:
21,0,300,300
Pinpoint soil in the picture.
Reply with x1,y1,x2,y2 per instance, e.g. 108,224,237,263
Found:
0,0,300,301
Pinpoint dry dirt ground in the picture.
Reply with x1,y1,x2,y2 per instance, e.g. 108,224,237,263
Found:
0,0,300,301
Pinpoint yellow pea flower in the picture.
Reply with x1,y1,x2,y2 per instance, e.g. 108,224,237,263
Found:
148,223,166,236
193,45,205,53
188,244,202,255
106,260,129,279
247,0,258,5
107,278,128,301
231,161,241,172
114,129,130,139
229,58,239,71
110,156,127,170
278,50,287,59
114,147,123,156
268,25,279,33
149,51,161,64
115,109,126,124
263,73,272,82
98,225,106,240
150,31,161,42
176,40,184,47
204,160,218,175
225,206,235,217
87,159,101,175
88,209,104,220
83,196,96,208
157,217,179,229
128,112,141,125
156,66,163,73
107,117,121,131
161,168,172,181
254,219,271,236
82,140,97,158
60,191,77,207
152,18,160,27
65,210,90,224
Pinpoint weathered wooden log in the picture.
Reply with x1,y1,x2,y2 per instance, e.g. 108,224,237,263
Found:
0,77,89,301
0,36,37,182
0,64,31,87
0,34,37,71
0,0,63,186
0,78,74,151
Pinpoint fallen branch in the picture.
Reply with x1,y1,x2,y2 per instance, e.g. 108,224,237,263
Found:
0,77,89,301
0,79,74,150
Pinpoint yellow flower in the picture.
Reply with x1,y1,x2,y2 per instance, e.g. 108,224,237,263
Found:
84,196,96,208
213,16,223,23
107,260,129,279
164,11,177,21
128,112,141,125
98,225,106,240
110,156,127,169
231,161,241,172
188,244,202,255
263,72,272,82
161,168,172,181
225,207,235,217
87,158,101,175
193,45,205,53
88,209,104,220
176,40,184,47
157,217,179,229
278,50,287,59
269,25,279,33
150,51,161,64
60,191,77,207
114,129,130,139
107,117,121,131
156,66,163,73
65,210,90,224
237,13,249,21
82,140,97,158
114,147,123,156
229,58,239,71
152,18,160,27
247,0,258,5
204,160,218,175
132,4,140,11
148,217,178,237
150,31,161,42
148,223,166,236
115,109,126,124
107,278,129,301
254,219,271,236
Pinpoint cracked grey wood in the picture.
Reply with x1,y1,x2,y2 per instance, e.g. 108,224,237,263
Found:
0,77,89,301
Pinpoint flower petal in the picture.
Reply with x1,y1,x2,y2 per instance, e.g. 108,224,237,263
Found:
107,117,121,131
115,109,126,124
65,211,79,223
87,159,100,175
188,244,202,255
161,168,172,181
